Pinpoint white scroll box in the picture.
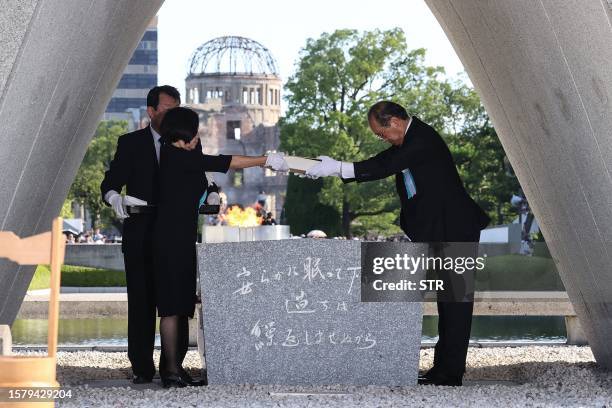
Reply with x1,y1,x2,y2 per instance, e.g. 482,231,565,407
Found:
267,155,321,174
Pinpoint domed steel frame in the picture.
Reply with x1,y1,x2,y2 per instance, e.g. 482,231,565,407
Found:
188,36,279,76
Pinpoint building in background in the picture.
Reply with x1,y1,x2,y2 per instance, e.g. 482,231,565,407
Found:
103,16,158,130
185,36,287,220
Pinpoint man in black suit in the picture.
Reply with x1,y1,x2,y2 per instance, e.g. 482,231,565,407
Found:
100,85,184,384
306,101,490,386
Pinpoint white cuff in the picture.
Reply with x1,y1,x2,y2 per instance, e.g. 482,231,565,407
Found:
340,162,355,179
105,190,119,204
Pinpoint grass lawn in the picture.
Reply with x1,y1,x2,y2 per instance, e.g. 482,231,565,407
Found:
476,254,564,291
482,254,556,275
420,253,563,291
29,265,126,290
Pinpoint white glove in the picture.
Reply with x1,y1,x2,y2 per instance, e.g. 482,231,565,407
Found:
204,172,220,205
123,195,148,206
265,152,289,172
297,173,316,179
107,192,128,219
305,156,341,178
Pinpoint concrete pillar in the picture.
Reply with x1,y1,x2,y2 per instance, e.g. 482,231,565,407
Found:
565,316,588,346
426,0,612,368
0,0,163,326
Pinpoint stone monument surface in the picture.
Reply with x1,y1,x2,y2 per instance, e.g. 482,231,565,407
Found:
197,239,425,385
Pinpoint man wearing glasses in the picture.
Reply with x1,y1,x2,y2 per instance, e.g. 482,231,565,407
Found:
306,100,490,386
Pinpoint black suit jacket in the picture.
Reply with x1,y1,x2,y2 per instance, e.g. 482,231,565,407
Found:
345,116,490,242
100,126,159,249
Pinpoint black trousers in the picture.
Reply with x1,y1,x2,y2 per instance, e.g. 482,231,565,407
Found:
429,232,480,378
432,301,474,377
122,215,157,378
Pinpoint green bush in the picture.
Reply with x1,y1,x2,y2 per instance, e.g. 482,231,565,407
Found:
283,175,342,237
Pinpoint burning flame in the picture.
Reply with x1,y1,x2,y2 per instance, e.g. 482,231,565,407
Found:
221,205,263,227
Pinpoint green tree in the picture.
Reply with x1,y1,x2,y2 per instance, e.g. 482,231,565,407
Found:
283,175,342,236
69,120,128,229
280,28,448,237
59,199,74,218
440,83,520,225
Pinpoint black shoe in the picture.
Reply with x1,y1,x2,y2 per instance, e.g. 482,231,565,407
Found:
418,373,462,386
132,375,153,384
160,369,207,388
418,368,437,381
178,368,207,386
161,373,190,388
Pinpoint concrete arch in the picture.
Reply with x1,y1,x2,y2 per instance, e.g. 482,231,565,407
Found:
0,0,163,324
0,0,610,368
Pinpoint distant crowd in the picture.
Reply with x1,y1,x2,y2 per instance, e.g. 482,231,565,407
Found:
64,228,121,244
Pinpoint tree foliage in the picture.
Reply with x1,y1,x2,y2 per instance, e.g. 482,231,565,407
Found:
283,175,342,236
440,82,521,225
59,199,74,218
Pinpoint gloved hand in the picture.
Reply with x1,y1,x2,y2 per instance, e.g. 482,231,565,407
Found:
305,156,341,178
265,152,289,172
123,195,148,206
204,173,220,205
107,192,128,219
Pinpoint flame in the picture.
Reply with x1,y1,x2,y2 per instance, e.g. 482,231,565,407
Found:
221,205,263,227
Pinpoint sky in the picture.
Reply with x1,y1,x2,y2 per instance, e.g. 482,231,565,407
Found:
157,0,468,107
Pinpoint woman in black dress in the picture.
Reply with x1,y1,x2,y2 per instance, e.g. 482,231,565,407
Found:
154,107,287,387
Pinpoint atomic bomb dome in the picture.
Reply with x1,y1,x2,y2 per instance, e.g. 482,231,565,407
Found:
188,36,280,77
185,35,281,111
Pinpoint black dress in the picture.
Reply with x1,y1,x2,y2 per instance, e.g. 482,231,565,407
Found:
153,142,231,317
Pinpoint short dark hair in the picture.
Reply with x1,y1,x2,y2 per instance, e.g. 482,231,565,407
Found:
367,101,409,127
147,85,181,109
160,107,199,143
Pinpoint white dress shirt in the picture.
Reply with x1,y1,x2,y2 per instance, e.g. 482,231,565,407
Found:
150,124,161,163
